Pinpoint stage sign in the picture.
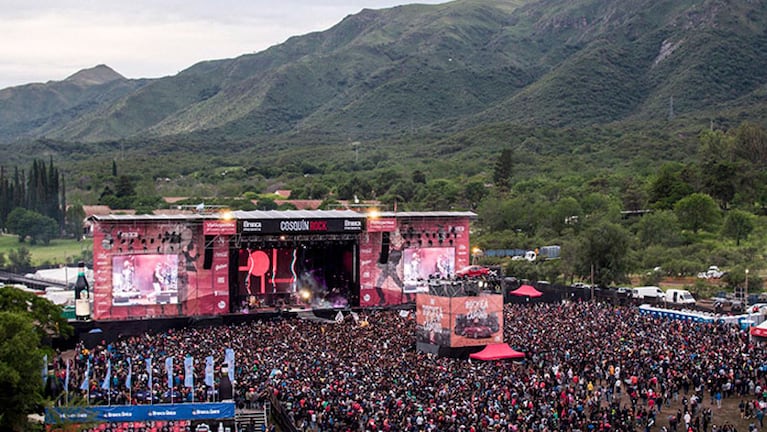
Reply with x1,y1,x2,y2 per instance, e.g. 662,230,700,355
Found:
367,218,397,232
204,220,237,235
240,218,364,234
45,402,236,424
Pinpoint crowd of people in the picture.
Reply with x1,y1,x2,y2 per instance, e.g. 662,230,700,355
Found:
52,300,767,431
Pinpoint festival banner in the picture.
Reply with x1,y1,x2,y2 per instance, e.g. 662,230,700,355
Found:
224,349,235,383
45,402,236,424
415,294,452,346
205,356,214,387
184,356,194,388
449,293,504,347
125,358,132,389
101,359,111,390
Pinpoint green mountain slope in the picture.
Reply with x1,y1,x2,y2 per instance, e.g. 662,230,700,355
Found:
0,0,765,147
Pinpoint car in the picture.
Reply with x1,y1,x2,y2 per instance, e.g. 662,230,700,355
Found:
455,265,491,278
698,266,725,279
460,326,494,338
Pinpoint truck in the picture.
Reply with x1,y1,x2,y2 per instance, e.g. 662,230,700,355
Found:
632,286,665,301
664,288,696,306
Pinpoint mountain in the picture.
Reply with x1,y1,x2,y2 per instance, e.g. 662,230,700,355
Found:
0,0,765,150
0,65,148,142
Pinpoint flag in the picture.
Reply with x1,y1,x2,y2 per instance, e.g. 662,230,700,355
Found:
145,358,153,390
184,356,194,388
125,358,132,389
80,357,91,391
351,312,359,323
101,359,112,390
42,354,48,388
335,311,344,323
204,356,214,387
399,310,410,318
64,360,70,392
224,349,235,382
165,357,173,389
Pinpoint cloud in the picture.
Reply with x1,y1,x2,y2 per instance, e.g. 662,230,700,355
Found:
0,0,446,89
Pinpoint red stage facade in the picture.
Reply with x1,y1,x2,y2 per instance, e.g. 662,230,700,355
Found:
89,210,474,320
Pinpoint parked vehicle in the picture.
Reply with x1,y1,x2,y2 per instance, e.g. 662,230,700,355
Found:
632,286,665,300
697,266,725,279
665,289,696,305
455,265,491,278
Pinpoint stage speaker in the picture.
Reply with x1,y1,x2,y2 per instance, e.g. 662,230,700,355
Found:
203,235,214,269
379,232,390,264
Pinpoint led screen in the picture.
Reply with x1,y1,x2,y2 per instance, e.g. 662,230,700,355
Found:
112,255,179,306
403,247,455,293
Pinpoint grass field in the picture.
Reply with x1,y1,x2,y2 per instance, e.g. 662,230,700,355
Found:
0,234,91,267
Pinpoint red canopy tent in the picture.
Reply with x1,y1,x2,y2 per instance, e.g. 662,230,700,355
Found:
469,343,525,361
510,284,542,298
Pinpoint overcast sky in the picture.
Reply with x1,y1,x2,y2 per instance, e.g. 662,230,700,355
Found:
0,0,448,89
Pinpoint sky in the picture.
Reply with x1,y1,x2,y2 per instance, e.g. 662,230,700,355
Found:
0,0,448,90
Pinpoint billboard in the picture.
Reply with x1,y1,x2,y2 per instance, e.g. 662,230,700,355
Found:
450,294,503,347
416,293,503,347
415,295,452,346
112,255,179,306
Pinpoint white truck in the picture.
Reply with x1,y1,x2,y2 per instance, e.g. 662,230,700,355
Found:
632,286,665,301
664,288,696,305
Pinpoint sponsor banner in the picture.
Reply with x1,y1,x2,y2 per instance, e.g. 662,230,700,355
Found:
366,218,397,232
203,220,236,235
239,218,364,234
450,294,504,347
45,402,236,424
415,295,452,345
212,237,230,311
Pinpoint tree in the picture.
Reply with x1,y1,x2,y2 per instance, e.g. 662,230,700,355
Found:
5,207,59,245
546,196,583,235
674,193,721,233
462,181,488,210
636,210,681,247
7,247,32,274
648,163,694,209
0,286,72,340
0,312,46,432
493,148,513,190
64,205,85,241
411,170,426,184
575,222,631,286
721,210,754,246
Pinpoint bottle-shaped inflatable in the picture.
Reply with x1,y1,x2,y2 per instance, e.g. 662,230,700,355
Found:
74,261,91,320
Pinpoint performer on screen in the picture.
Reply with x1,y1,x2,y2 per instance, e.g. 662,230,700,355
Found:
374,236,404,305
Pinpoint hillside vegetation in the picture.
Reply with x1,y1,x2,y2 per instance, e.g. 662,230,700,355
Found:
0,0,766,291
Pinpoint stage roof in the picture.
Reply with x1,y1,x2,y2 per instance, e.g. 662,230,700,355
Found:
232,209,364,219
89,209,365,222
89,210,476,222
